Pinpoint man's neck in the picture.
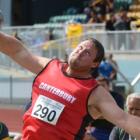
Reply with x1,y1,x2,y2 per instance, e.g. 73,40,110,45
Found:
65,67,92,78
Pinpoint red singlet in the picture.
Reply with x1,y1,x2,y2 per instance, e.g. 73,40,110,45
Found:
22,59,98,140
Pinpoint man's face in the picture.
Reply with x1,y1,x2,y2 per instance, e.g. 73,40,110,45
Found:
68,40,98,71
127,97,140,117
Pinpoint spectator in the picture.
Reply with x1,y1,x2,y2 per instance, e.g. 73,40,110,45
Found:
84,76,124,140
83,6,92,23
87,10,98,23
114,9,132,50
98,57,116,81
90,0,107,22
114,9,131,31
105,13,116,31
83,123,97,140
106,0,114,13
105,13,116,50
109,92,140,140
0,122,10,140
107,53,119,81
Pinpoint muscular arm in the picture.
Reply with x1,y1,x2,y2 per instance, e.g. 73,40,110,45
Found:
88,86,140,139
0,32,51,74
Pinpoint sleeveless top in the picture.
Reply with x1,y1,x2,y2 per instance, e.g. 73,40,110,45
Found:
22,59,98,140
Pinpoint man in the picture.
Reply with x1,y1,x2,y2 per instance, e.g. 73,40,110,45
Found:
105,13,116,50
107,53,118,81
98,57,116,81
0,32,140,140
109,93,140,140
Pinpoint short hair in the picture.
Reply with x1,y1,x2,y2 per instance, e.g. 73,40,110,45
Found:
87,38,104,78
126,92,140,106
88,38,105,63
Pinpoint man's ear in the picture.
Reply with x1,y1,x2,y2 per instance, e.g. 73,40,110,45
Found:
91,62,99,68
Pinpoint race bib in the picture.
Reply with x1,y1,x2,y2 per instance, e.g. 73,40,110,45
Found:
31,95,65,125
